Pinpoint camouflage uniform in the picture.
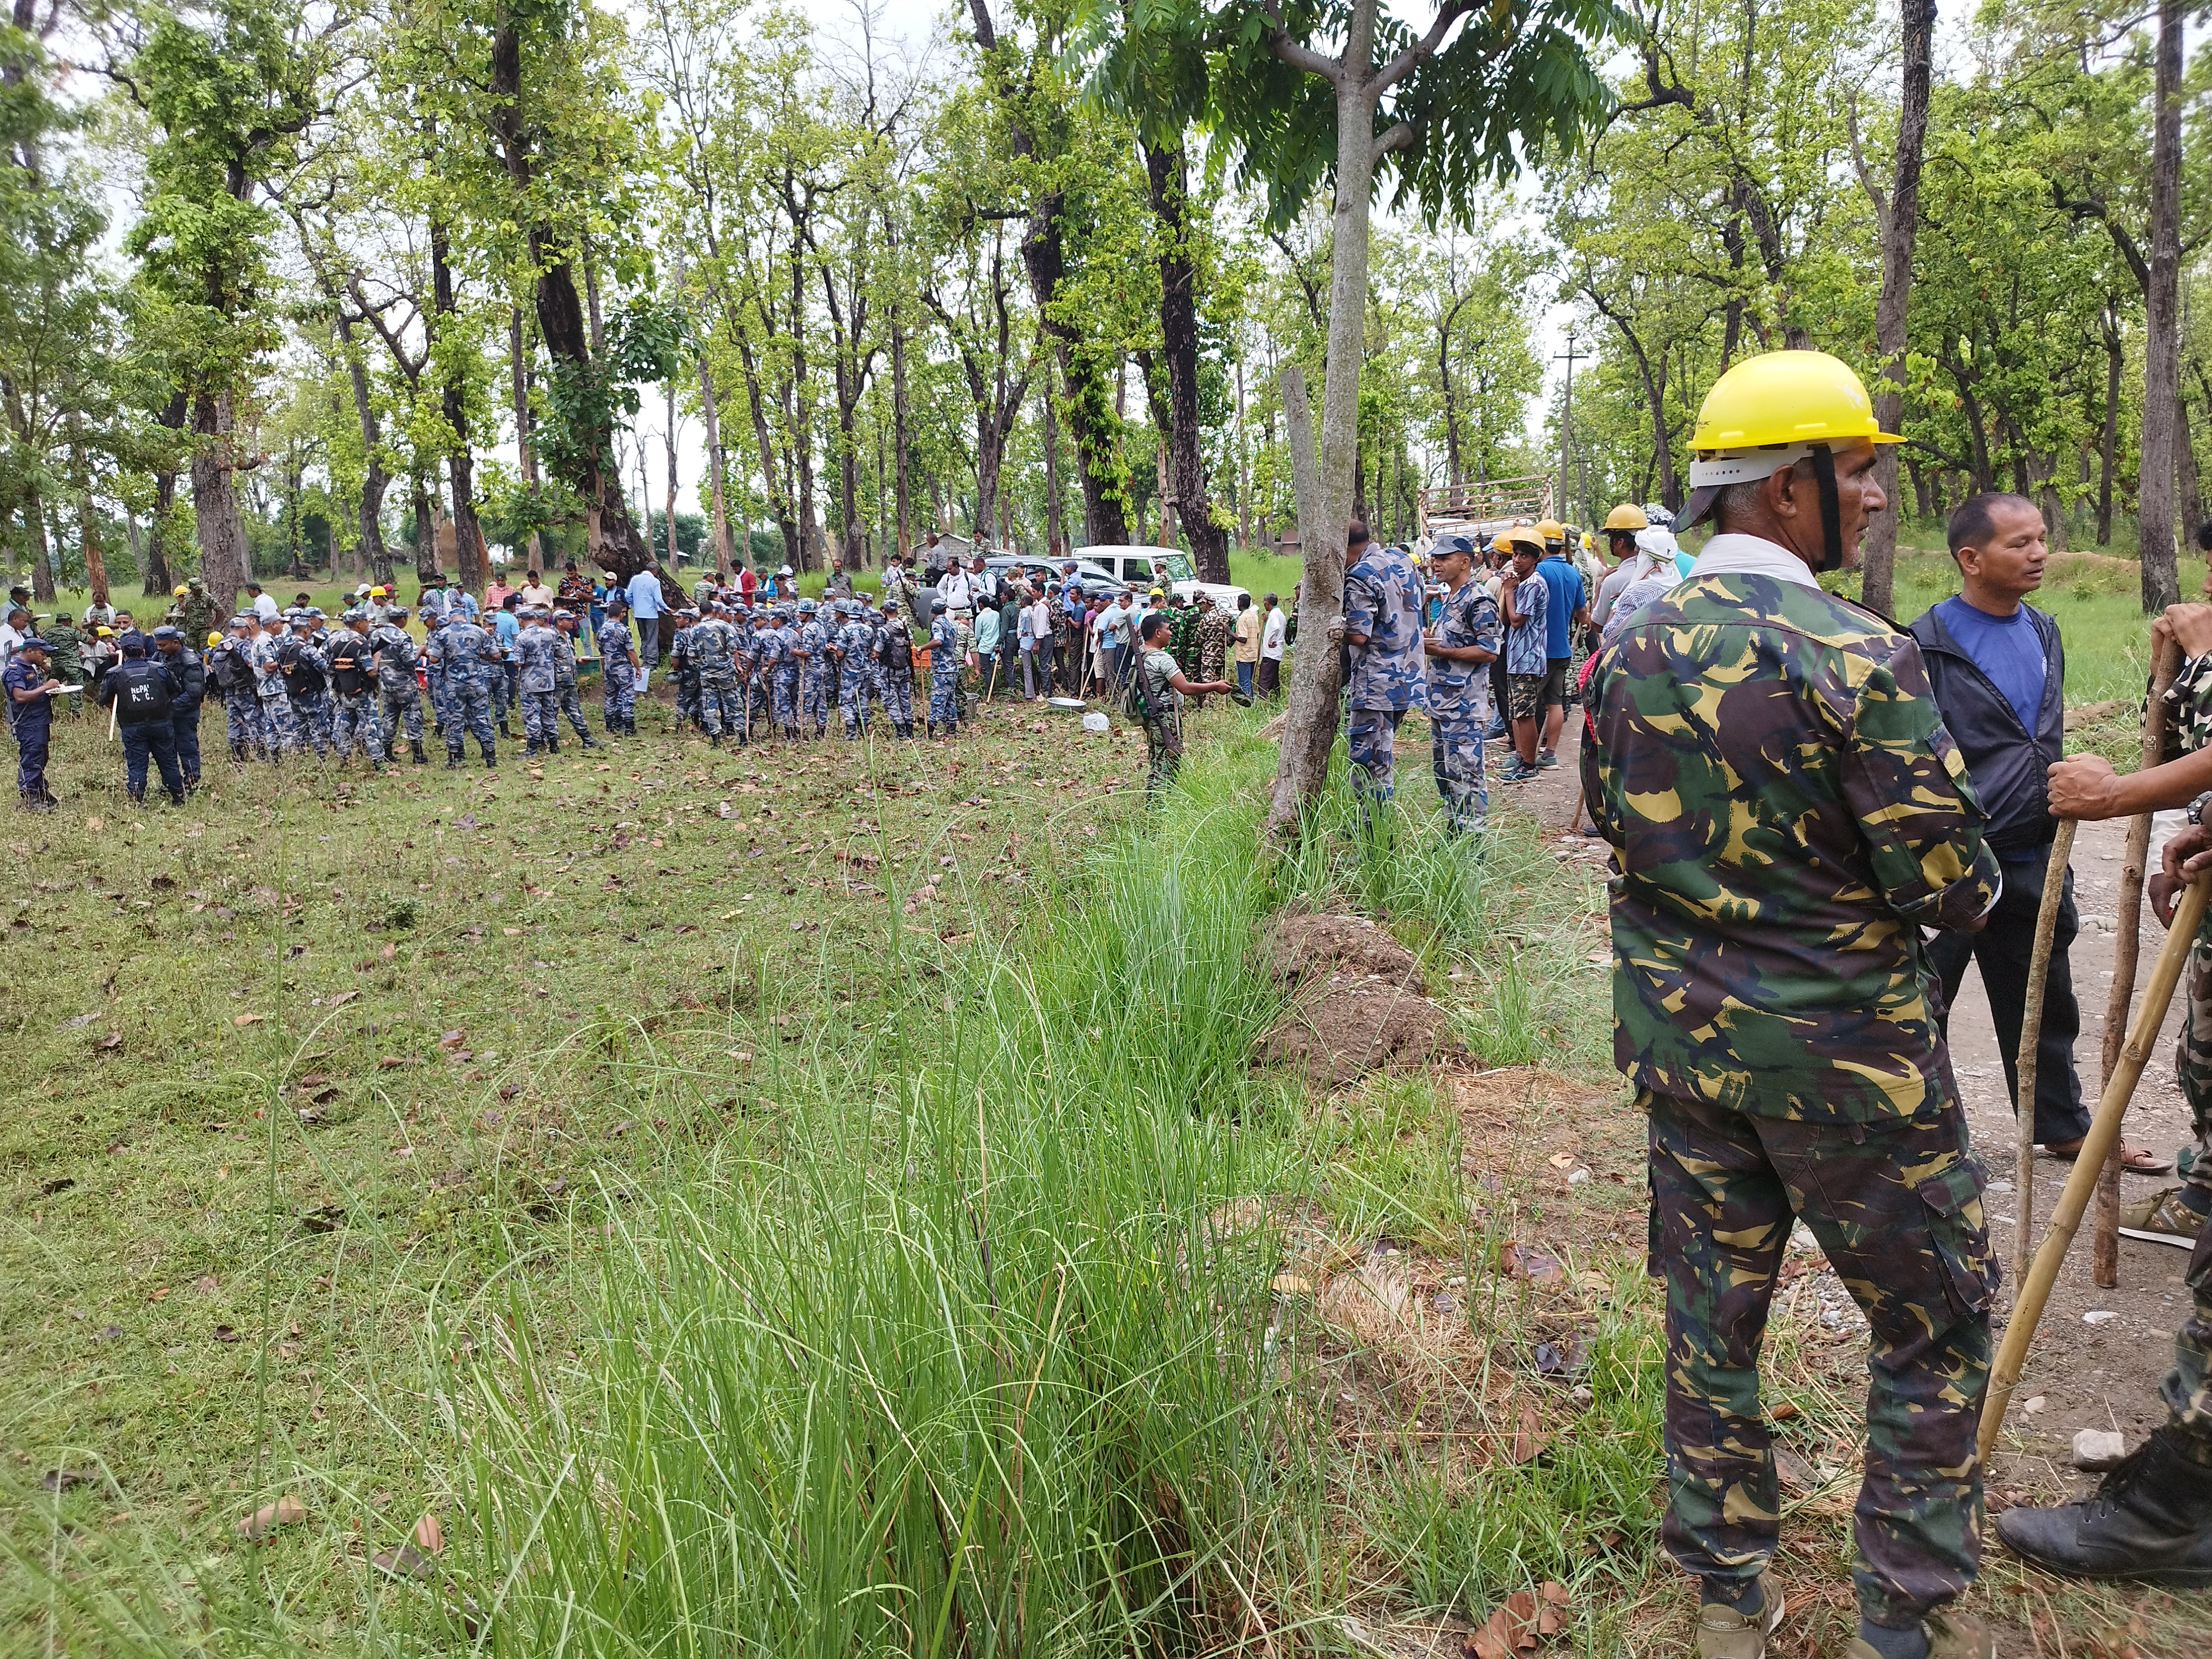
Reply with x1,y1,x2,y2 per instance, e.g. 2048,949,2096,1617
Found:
927,614,961,737
40,620,85,700
797,608,832,737
549,623,598,747
1583,562,2003,1630
369,619,423,753
207,633,264,759
516,619,560,752
952,615,979,716
326,628,383,763
769,618,801,737
279,633,333,758
251,630,298,757
740,620,771,735
420,610,451,736
1342,544,1427,810
175,580,223,650
835,612,875,738
436,616,502,763
874,615,916,737
1135,644,1184,794
1194,606,1233,707
667,617,702,732
692,617,744,741
599,615,638,734
1426,578,1498,836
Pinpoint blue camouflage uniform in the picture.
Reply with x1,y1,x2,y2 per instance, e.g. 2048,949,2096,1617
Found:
419,609,451,737
1342,542,1427,812
834,608,875,738
599,611,638,734
206,629,264,760
326,623,383,764
251,629,299,758
516,617,560,752
737,618,770,735
690,615,742,741
927,612,961,737
279,626,333,758
154,633,206,783
370,618,423,754
667,615,702,732
435,615,503,763
765,614,801,737
874,609,916,737
796,604,831,737
1426,571,1499,836
549,622,597,745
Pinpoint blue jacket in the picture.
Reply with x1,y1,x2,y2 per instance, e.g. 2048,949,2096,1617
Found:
1907,600,2064,857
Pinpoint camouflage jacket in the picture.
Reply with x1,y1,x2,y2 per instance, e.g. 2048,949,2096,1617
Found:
1343,544,1426,711
516,623,560,693
1581,565,2000,1123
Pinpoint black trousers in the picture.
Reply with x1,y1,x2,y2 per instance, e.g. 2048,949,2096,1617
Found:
1928,853,2093,1146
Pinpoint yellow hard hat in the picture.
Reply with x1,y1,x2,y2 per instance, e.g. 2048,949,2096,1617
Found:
1499,527,1546,555
1603,503,1648,533
1533,519,1566,545
96,625,113,637
1688,349,1901,455
369,585,388,597
172,585,189,598
206,631,222,648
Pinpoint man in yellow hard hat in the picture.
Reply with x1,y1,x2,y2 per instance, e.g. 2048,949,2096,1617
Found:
1593,504,1650,633
1583,351,2000,1659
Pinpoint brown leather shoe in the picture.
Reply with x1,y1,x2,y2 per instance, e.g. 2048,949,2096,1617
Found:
1693,1574,1782,1659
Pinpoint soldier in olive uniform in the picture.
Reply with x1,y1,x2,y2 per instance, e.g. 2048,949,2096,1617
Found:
1584,353,1999,1659
1128,612,1232,794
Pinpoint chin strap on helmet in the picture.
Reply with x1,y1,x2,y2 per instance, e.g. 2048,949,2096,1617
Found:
1811,443,1842,575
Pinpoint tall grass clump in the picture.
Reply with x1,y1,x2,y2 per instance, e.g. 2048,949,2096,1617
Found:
426,748,1315,1655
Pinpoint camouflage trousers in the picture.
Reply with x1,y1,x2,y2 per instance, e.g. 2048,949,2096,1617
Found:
675,671,701,731
802,668,831,736
445,677,497,758
880,670,914,733
554,681,594,741
2153,938,2212,1454
223,691,265,758
749,675,771,732
1430,708,1487,835
771,667,799,736
602,669,635,731
424,673,446,733
839,670,873,738
290,693,332,759
928,667,959,735
520,690,557,749
1346,707,1405,810
258,694,299,758
488,663,514,725
1645,1088,1993,1628
1144,716,1183,795
380,683,422,746
699,674,743,740
330,691,381,762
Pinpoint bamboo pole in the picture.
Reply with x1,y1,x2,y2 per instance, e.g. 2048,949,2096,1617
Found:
2094,635,2183,1286
2012,819,2077,1292
1979,870,2212,1466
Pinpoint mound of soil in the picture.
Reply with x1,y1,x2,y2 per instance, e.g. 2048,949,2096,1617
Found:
1256,912,1450,1087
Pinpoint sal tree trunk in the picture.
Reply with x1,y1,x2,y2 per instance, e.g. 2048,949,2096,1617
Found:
2138,0,2184,612
191,391,252,603
1857,0,1934,615
1146,139,1230,583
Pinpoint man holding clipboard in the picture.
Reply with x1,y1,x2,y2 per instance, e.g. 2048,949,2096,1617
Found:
4,634,64,808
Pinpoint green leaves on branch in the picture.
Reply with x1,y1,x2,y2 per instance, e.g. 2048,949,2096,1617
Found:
535,296,682,489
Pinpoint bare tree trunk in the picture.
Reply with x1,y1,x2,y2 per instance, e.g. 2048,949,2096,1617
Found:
2099,307,2122,546
1145,139,1230,582
335,311,392,585
143,397,184,596
2138,0,2184,612
431,222,489,596
508,303,543,569
413,477,437,584
190,391,252,603
1042,369,1063,555
664,382,681,568
70,416,108,607
2179,397,2202,546
697,357,734,575
891,312,912,560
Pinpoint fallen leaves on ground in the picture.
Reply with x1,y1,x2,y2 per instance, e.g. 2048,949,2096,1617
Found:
237,1495,306,1541
1464,1583,1571,1658
232,1013,263,1027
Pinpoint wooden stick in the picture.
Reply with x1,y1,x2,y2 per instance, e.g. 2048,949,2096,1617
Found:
2013,818,2077,1293
2095,634,2182,1287
1979,870,2212,1466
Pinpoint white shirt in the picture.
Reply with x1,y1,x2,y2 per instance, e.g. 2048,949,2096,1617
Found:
941,570,973,612
0,619,21,667
1688,533,1821,589
1024,599,1051,648
1260,609,1287,659
251,592,281,622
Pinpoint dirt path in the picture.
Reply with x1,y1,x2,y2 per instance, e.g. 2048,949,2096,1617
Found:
1504,714,2198,1500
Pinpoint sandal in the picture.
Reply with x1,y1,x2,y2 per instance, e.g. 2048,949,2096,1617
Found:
2041,1139,2173,1175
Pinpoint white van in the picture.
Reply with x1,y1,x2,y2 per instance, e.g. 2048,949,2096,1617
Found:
1071,545,1249,611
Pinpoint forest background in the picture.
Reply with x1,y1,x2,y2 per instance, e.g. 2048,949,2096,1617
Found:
0,0,2206,624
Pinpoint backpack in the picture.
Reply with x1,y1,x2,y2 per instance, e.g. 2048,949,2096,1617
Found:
208,643,249,692
884,627,912,673
329,638,368,695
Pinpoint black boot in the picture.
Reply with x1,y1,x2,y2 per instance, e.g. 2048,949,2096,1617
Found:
546,737,560,754
230,741,248,763
524,741,542,758
168,789,186,806
127,786,144,803
481,744,497,769
410,739,428,765
1997,1429,2212,1585
446,752,463,769
581,733,600,749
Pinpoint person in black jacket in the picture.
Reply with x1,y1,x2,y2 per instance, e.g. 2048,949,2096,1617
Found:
1910,491,2165,1172
150,624,205,786
93,631,186,805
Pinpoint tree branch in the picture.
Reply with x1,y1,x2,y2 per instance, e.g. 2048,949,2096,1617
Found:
1371,0,1475,96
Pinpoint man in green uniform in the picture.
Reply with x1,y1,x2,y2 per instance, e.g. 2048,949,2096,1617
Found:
1128,612,1232,795
1584,352,2000,1659
38,613,85,711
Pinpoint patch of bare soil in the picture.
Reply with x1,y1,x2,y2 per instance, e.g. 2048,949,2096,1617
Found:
1258,912,1454,1087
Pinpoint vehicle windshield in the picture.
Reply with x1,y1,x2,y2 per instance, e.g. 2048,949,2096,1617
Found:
1146,552,1196,581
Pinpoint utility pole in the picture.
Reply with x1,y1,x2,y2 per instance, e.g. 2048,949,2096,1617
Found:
1553,330,1583,523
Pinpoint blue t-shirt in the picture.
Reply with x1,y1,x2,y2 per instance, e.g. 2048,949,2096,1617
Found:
1936,594,2047,737
492,611,520,645
1536,556,1585,659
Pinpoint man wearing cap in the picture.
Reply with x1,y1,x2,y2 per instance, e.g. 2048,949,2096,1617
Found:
833,600,876,738
38,611,84,710
95,632,189,804
324,611,382,767
207,615,264,761
546,607,598,748
874,598,917,738
150,624,207,785
513,605,561,755
926,596,961,739
1532,520,1589,769
769,606,802,739
1583,351,1999,1659
4,633,60,807
432,603,503,766
1330,524,1426,816
792,599,826,738
368,604,426,764
598,594,639,737
176,576,222,646
277,613,335,758
248,611,298,757
691,602,741,746
1423,534,1498,836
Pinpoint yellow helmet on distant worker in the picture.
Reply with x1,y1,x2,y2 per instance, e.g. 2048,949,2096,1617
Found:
1532,519,1566,546
172,584,189,598
1603,503,1648,533
1498,526,1546,556
1688,349,1900,456
206,631,222,648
